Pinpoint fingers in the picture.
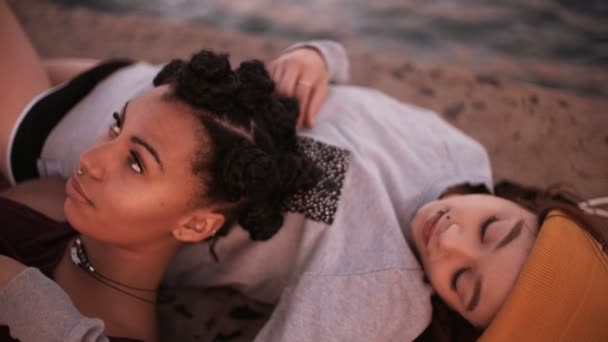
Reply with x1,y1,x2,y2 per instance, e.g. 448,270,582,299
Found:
268,60,284,88
294,79,314,127
272,60,313,127
270,60,297,100
268,48,330,128
276,66,299,98
305,80,328,128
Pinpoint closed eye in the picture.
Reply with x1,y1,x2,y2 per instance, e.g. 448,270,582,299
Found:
452,268,482,312
451,267,468,291
480,215,499,242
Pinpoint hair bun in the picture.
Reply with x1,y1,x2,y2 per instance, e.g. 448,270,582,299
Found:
176,50,238,111
186,50,234,84
239,204,284,240
236,60,274,95
153,59,184,86
235,60,275,118
278,154,321,194
254,96,299,150
221,138,279,202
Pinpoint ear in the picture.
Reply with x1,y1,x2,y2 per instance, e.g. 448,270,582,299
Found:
172,210,225,243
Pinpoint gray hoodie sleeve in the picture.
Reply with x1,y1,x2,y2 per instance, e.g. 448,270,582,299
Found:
282,40,350,84
0,268,109,342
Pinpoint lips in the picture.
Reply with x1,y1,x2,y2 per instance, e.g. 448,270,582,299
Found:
422,210,446,247
66,177,94,206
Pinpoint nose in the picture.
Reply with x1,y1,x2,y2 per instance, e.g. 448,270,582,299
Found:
436,223,479,260
78,141,113,180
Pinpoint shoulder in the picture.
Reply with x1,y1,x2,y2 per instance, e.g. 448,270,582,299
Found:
1,178,67,221
0,181,74,274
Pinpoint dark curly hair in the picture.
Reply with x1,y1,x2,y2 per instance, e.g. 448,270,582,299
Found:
152,50,320,259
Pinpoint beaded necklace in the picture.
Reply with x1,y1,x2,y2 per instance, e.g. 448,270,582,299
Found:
70,236,157,304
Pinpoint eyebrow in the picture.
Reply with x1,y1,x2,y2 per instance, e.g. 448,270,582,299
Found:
495,219,524,251
118,101,129,123
465,219,525,312
121,102,164,172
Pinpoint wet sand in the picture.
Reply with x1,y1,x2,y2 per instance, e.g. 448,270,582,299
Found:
9,0,607,198
4,0,608,340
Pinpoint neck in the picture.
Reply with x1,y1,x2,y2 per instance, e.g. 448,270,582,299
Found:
77,234,180,292
56,235,180,340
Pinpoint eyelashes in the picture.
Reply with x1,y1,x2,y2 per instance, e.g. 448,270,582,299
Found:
109,111,121,136
451,267,467,291
480,215,499,242
112,111,121,125
107,112,144,174
450,215,499,308
129,150,143,174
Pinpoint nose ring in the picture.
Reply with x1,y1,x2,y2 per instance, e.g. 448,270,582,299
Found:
76,167,85,176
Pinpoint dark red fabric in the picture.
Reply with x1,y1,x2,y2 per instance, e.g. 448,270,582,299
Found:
0,197,141,342
0,197,75,277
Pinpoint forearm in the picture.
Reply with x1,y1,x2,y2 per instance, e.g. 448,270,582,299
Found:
43,58,101,86
0,268,109,342
0,178,67,221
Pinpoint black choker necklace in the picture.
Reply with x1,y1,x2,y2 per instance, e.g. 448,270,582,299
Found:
70,236,157,304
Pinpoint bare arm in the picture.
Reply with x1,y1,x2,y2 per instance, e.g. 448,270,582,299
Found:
0,177,66,221
43,58,100,86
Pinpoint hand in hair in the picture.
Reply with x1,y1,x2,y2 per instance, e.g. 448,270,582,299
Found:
269,47,329,128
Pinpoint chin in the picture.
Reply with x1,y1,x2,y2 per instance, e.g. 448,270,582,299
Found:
63,199,88,231
410,208,427,244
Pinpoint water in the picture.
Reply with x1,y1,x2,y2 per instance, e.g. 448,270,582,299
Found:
53,0,608,96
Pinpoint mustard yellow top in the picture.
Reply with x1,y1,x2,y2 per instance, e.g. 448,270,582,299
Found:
479,211,608,342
